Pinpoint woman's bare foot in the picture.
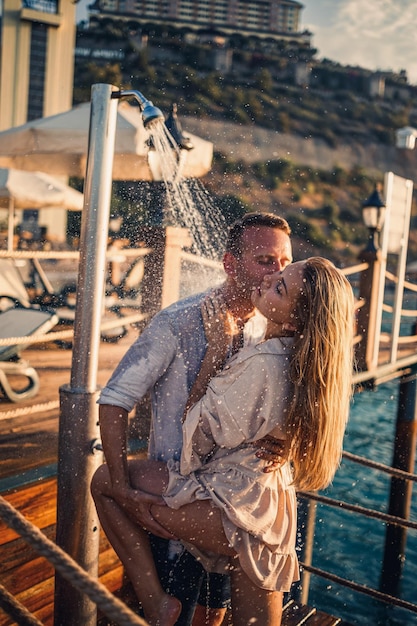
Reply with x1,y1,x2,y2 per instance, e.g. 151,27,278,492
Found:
145,594,182,626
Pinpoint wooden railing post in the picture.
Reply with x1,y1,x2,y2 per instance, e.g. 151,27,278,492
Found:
133,225,191,323
131,225,191,441
134,226,166,323
355,247,382,372
161,226,192,309
380,365,417,595
294,497,317,605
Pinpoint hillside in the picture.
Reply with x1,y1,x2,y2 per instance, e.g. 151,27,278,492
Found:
74,21,417,264
179,116,417,264
75,21,417,151
201,154,380,265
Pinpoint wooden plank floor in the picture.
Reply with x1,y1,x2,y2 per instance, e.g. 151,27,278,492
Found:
0,333,352,625
0,333,132,484
0,477,124,626
0,476,348,625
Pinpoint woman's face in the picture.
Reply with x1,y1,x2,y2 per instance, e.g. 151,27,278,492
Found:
251,261,306,328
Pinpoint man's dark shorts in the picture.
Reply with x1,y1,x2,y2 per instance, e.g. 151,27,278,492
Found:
150,535,231,626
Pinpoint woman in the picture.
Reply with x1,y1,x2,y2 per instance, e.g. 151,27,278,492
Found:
91,257,354,626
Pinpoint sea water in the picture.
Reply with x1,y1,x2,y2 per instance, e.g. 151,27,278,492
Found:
308,377,417,625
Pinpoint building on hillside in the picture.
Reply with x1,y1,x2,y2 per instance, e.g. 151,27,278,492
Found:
89,0,309,44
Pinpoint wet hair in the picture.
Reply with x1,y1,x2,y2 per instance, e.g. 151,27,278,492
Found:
285,257,354,492
226,212,291,257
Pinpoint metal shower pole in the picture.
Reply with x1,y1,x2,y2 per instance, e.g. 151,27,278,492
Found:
54,83,118,626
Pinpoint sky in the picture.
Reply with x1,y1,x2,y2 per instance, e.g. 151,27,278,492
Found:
76,0,417,86
302,0,417,85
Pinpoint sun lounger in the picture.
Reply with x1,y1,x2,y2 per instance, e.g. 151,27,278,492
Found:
0,257,76,348
0,306,58,402
0,258,32,311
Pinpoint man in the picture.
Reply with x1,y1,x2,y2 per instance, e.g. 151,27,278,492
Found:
93,212,293,625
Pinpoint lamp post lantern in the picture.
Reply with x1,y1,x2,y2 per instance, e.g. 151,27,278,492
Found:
362,184,386,252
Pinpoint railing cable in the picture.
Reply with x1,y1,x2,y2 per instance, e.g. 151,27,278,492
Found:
0,582,43,626
299,561,417,614
298,491,417,531
342,449,417,482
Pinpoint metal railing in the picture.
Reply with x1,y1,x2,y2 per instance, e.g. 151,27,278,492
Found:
297,450,417,618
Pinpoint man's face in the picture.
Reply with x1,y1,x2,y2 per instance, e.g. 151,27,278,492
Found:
225,226,293,303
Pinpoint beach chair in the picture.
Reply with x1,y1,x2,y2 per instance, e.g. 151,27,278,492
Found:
0,258,58,401
2,256,131,345
0,305,58,402
0,257,32,311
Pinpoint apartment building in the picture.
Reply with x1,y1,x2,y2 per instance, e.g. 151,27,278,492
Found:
0,0,77,241
0,0,76,130
95,0,304,38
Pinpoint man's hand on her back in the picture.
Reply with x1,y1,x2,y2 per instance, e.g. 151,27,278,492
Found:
254,435,287,473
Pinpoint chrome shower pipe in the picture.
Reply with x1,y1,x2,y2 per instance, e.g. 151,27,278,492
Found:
111,88,165,126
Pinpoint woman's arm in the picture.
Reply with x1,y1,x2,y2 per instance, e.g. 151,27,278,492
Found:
183,293,233,418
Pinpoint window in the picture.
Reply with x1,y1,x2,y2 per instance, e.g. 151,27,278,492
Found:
27,22,47,120
22,0,58,14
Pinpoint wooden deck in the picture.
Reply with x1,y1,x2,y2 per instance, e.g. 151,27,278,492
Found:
0,332,353,625
0,334,131,483
0,476,351,626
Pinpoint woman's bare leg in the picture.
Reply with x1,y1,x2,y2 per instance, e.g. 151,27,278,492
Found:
93,458,281,626
230,558,283,626
191,604,227,626
92,459,234,623
91,461,181,626
151,494,283,626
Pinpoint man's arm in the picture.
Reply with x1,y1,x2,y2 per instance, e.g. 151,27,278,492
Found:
98,404,130,489
98,404,174,539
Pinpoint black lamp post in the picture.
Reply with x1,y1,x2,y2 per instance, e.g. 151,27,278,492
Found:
362,184,386,252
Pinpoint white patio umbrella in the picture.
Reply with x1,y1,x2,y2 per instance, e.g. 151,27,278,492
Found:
0,167,83,251
0,101,213,180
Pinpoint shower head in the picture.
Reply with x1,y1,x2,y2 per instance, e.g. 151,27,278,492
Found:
111,89,164,127
141,100,165,127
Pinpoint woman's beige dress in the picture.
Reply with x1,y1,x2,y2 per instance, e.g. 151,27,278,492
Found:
164,337,300,592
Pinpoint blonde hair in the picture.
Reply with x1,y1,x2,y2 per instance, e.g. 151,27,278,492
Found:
286,257,354,491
